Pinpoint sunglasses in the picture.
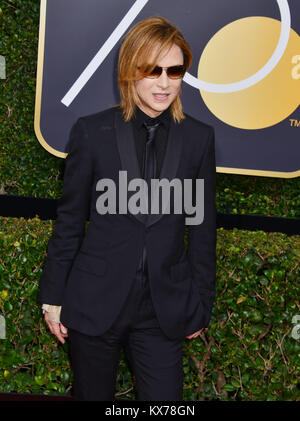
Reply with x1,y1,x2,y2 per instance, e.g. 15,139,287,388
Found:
138,64,186,79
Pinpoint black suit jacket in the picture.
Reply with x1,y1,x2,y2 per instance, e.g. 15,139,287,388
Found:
38,105,216,340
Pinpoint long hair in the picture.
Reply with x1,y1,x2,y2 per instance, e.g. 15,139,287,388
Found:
115,16,192,123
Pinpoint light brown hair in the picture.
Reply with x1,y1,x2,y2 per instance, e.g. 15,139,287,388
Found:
115,16,192,123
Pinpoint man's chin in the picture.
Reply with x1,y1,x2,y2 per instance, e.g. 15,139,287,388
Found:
150,101,172,113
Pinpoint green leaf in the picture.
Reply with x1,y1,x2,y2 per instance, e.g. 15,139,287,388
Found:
223,384,237,392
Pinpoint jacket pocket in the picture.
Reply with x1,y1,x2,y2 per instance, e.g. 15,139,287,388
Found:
72,251,107,277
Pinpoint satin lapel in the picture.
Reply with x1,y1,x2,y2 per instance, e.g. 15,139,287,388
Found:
114,108,146,225
114,109,183,227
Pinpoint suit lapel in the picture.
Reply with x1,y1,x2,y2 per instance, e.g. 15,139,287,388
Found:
114,108,183,227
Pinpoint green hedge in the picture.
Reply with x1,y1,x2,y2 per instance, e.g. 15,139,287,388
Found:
1,0,300,217
0,216,299,400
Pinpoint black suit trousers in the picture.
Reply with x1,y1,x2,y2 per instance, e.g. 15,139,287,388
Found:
67,269,185,401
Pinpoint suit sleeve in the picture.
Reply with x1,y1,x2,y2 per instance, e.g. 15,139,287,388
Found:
38,118,93,305
187,126,217,327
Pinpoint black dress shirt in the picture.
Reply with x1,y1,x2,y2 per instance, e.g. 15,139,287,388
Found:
131,105,172,276
131,105,171,178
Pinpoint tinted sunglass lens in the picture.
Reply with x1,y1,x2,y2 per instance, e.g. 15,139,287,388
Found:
149,66,162,77
167,65,185,78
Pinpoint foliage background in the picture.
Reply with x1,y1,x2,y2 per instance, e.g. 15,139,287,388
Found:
0,0,299,400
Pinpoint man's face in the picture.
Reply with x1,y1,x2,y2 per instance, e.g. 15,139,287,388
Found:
134,44,184,118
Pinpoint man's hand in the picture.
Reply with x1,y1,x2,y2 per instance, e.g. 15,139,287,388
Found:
185,328,205,339
44,312,68,344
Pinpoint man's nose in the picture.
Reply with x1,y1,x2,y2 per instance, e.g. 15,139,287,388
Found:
156,69,170,88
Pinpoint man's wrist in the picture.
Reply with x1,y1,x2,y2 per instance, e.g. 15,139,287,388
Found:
41,304,62,322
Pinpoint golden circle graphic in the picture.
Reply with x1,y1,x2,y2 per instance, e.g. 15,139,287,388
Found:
198,17,300,129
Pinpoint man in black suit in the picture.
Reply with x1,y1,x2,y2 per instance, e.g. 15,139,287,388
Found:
39,16,216,401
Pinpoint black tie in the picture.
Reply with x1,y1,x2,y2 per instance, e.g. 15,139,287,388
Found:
143,121,160,213
138,121,160,277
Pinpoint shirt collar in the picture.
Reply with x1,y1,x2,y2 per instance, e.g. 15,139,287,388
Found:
132,105,171,130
